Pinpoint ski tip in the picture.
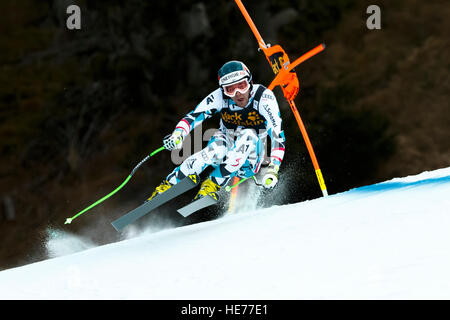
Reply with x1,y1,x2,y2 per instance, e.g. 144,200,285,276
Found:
321,43,326,49
64,218,72,225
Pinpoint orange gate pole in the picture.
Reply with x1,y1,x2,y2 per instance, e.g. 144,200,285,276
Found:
234,0,328,197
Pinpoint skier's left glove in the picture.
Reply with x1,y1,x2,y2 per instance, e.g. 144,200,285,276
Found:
263,163,280,189
163,130,183,151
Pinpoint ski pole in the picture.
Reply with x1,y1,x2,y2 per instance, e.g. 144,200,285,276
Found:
225,177,251,192
225,176,264,192
64,146,165,225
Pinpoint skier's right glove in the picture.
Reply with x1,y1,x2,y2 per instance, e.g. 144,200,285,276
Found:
263,163,279,189
163,130,183,151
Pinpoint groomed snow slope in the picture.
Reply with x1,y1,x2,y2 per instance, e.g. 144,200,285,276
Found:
1,167,449,299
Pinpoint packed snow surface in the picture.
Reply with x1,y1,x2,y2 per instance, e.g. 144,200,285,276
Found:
1,167,449,299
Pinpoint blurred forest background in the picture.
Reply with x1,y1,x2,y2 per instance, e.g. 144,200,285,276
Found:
0,0,448,270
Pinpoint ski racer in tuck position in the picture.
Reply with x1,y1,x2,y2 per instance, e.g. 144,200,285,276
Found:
148,60,286,202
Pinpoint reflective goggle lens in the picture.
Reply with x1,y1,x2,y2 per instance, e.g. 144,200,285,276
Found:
223,79,250,97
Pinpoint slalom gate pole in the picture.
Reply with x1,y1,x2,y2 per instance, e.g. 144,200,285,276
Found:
287,100,328,196
234,0,267,50
64,146,165,225
226,176,264,192
234,0,328,197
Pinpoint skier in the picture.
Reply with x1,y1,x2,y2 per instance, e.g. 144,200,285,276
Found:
148,60,286,202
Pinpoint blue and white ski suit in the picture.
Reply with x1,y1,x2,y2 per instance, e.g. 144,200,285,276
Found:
167,84,286,186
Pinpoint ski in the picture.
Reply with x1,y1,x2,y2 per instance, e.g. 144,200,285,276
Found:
111,174,199,231
177,194,218,217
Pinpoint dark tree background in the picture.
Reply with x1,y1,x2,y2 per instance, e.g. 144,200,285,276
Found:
0,0,448,270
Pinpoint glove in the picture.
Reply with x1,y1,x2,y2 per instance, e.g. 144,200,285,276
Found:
281,71,299,101
163,130,183,151
263,163,280,189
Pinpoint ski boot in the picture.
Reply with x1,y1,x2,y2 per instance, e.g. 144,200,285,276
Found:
147,179,173,201
194,178,221,201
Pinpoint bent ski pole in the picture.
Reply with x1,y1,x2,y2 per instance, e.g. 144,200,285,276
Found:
225,176,263,192
225,177,250,192
64,146,165,225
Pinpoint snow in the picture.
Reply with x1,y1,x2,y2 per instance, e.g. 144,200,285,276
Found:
1,167,449,299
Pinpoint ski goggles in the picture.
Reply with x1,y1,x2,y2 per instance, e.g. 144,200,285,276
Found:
222,78,250,97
